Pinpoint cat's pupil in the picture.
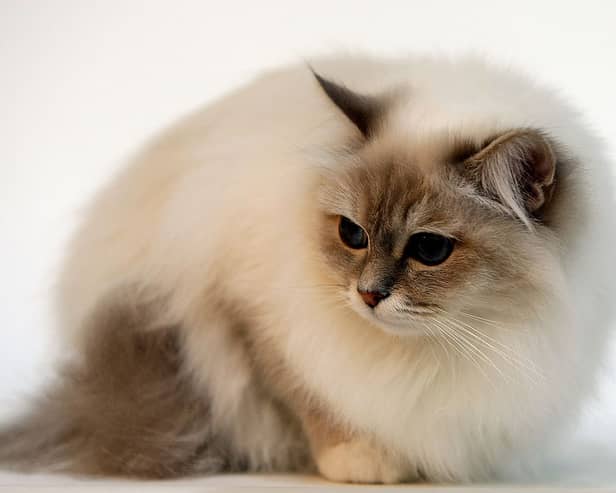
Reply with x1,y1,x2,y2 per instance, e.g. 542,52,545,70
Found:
338,216,368,249
405,232,454,266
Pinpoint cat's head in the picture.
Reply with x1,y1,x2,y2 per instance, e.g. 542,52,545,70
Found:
313,71,568,336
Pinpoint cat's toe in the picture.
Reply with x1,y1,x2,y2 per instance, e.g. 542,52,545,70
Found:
316,439,408,484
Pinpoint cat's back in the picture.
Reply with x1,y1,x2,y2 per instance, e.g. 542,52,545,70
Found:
54,58,352,340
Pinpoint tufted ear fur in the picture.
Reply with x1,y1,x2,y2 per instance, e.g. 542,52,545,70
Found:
460,129,557,226
311,69,383,138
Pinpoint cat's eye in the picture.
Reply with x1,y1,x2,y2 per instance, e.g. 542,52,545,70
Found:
338,216,368,249
405,232,455,266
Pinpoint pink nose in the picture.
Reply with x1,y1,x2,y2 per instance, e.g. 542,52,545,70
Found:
358,288,390,308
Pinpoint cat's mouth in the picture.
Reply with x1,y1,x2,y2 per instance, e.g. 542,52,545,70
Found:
348,287,435,336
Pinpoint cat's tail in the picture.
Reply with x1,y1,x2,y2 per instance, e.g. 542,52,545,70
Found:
0,299,235,478
0,389,79,474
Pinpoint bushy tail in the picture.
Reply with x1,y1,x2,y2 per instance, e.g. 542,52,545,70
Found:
0,300,235,478
0,391,81,474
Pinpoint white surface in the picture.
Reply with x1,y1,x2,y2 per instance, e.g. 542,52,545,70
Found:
0,0,615,490
0,473,612,492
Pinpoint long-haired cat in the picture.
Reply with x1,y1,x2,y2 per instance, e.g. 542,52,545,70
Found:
1,55,614,483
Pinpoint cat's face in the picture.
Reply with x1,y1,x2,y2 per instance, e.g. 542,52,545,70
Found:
311,72,562,336
316,133,560,336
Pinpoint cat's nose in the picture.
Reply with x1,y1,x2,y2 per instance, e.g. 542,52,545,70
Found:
358,287,390,308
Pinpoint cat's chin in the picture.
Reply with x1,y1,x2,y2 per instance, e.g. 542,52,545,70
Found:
370,318,429,337
349,303,429,337
374,322,428,337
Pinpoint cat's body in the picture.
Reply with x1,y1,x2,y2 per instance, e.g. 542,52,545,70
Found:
1,55,614,483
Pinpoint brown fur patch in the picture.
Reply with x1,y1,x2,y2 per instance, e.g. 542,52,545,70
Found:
0,290,241,478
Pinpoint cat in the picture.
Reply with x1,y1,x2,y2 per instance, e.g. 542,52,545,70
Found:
0,54,614,483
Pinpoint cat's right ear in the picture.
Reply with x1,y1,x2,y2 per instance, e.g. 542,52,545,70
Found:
311,68,382,138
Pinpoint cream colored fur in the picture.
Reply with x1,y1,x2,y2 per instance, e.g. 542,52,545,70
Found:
54,55,615,482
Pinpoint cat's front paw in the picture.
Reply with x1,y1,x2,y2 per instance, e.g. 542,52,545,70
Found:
316,438,408,484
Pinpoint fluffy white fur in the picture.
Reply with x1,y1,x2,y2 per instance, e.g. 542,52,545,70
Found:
55,55,615,482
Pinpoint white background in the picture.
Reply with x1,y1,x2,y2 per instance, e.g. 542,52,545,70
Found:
1,0,615,480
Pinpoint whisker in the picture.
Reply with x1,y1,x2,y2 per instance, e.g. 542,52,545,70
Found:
457,310,529,333
424,321,456,379
428,307,543,380
431,318,496,387
421,322,442,366
443,320,509,384
443,316,544,385
450,316,543,379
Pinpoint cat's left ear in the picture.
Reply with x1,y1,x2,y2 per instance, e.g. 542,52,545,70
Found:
311,69,382,138
460,129,557,225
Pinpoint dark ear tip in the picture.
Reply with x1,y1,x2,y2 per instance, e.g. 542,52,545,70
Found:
309,68,380,138
306,63,326,86
306,63,319,78
309,68,342,101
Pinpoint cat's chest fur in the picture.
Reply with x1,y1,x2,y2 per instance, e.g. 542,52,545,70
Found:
253,281,575,480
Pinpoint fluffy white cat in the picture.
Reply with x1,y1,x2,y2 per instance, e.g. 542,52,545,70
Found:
1,55,614,483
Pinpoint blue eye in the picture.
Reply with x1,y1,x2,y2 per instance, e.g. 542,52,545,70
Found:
338,216,368,249
405,233,455,266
